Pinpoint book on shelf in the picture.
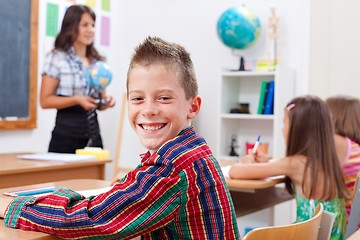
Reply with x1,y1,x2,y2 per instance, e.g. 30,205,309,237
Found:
263,80,275,114
257,81,268,114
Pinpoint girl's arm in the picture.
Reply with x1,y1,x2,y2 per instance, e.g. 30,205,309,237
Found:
229,157,289,179
334,134,348,164
40,75,98,110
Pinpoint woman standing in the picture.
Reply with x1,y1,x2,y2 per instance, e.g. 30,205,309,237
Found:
40,5,115,153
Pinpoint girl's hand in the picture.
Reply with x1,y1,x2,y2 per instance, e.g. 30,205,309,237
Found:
238,150,256,163
254,149,271,163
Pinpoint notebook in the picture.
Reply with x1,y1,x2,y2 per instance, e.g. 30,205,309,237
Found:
17,153,97,162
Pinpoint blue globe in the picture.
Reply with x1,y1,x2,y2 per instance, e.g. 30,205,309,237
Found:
217,6,261,50
85,61,112,90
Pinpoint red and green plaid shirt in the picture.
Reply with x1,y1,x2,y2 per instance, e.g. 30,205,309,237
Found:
5,127,240,239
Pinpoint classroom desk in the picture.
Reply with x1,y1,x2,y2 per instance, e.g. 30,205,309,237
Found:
0,179,111,240
219,160,293,217
117,167,292,218
227,176,292,217
347,228,360,240
0,153,111,188
0,176,290,239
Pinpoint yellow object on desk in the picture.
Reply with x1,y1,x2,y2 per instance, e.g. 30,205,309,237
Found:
76,147,110,160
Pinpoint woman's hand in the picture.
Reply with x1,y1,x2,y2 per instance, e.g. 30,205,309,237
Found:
98,95,116,110
77,95,99,110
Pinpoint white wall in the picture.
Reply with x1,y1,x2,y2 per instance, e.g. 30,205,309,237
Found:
0,0,311,181
114,0,311,171
309,0,360,98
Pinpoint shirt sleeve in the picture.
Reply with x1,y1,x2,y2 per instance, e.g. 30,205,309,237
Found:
4,167,183,239
42,50,61,80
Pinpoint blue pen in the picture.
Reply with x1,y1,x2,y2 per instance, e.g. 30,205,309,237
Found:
252,135,261,154
4,187,58,197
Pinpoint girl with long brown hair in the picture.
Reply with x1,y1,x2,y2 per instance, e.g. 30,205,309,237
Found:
229,95,348,240
326,95,360,222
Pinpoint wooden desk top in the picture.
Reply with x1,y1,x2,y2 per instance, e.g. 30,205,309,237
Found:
0,179,111,240
0,153,111,175
219,159,286,191
347,228,360,240
226,176,285,191
116,167,286,192
0,175,288,239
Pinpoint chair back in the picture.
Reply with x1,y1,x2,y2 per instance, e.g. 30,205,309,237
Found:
345,171,360,238
243,203,323,240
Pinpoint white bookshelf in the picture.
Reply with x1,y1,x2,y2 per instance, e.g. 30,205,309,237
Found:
217,66,295,160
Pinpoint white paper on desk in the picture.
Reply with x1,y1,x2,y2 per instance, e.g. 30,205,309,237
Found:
17,153,97,162
76,186,113,198
221,166,231,178
266,175,285,180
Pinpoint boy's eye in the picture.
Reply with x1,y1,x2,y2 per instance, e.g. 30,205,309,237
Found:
158,96,172,102
130,97,144,102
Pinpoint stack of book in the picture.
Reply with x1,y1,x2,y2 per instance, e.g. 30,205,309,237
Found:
257,80,275,115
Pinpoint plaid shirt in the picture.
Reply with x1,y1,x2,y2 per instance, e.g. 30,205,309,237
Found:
42,47,89,96
5,127,240,239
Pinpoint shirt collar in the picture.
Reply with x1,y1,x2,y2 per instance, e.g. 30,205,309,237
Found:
139,126,196,161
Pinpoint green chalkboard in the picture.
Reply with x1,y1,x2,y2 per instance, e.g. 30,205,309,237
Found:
0,0,38,130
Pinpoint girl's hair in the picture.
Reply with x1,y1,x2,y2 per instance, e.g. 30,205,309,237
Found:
127,36,198,100
284,95,347,200
325,95,360,145
54,5,102,61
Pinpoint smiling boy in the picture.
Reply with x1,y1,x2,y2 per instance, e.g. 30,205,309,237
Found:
1,37,239,239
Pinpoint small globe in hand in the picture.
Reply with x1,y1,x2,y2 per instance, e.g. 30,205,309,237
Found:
85,61,112,90
217,6,261,50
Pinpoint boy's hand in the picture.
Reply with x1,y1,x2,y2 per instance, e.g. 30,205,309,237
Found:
0,197,13,218
110,174,122,186
110,169,129,186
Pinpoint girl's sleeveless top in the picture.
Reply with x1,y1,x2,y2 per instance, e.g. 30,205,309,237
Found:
295,191,346,240
342,138,360,219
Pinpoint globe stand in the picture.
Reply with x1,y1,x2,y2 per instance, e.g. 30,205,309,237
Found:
89,88,109,106
239,56,245,71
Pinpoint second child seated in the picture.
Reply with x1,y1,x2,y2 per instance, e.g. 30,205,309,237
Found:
229,95,348,240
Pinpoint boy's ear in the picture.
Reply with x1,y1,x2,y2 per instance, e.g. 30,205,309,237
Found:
188,96,201,119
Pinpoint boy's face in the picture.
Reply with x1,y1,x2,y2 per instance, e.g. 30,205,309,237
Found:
127,64,201,154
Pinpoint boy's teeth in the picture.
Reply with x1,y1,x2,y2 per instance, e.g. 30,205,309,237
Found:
143,125,162,131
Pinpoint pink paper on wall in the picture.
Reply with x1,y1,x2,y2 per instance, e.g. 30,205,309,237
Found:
100,16,110,46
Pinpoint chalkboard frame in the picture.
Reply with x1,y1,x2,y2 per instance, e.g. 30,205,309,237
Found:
0,0,38,130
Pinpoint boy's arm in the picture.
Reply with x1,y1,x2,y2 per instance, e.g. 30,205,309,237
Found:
3,168,183,239
0,197,13,218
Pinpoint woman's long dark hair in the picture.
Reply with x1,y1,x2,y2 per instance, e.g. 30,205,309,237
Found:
54,5,102,61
